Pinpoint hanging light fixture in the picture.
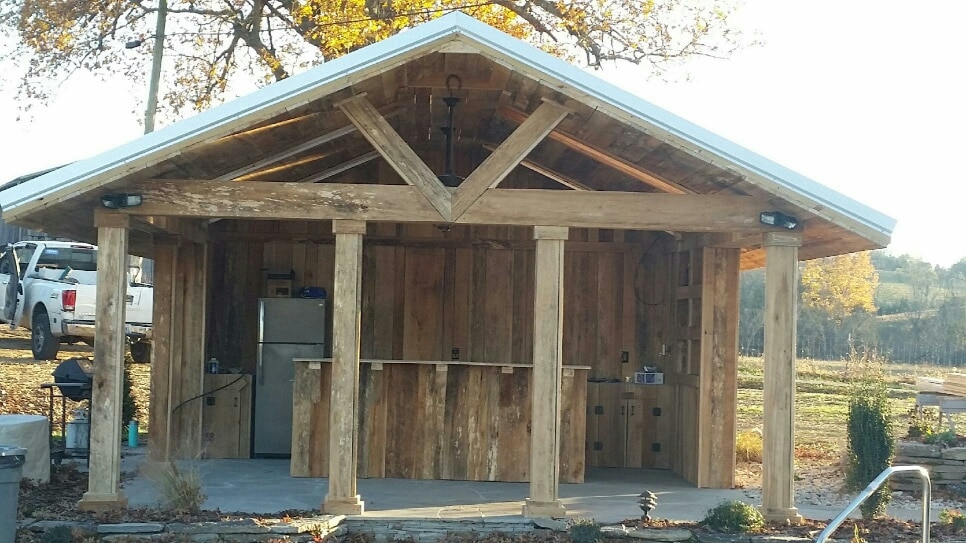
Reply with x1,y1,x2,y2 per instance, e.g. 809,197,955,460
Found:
438,74,464,188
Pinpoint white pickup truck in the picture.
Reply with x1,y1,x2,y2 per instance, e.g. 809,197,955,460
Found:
0,241,154,362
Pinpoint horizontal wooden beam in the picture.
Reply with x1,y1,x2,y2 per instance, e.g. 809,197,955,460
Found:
457,189,781,232
123,179,445,222
498,107,691,194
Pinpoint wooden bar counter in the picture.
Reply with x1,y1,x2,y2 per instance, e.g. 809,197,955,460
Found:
291,359,588,483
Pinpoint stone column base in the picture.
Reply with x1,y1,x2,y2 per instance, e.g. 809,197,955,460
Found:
78,491,129,512
760,506,804,525
523,498,567,519
324,495,365,515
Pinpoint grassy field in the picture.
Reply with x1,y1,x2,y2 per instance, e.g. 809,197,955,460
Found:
737,356,940,463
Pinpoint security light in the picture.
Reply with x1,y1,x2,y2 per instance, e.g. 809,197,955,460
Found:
100,193,143,209
759,211,798,230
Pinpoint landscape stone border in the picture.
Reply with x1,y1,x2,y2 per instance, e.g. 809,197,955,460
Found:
893,441,966,491
18,515,818,543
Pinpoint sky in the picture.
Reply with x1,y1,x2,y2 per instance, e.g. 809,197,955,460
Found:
1,1,963,267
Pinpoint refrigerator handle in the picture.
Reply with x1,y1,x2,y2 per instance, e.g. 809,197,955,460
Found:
257,344,265,386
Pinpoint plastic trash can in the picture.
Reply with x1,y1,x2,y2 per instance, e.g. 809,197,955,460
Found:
0,445,26,543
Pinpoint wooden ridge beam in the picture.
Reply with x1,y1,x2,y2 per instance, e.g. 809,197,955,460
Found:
124,179,445,222
497,107,691,194
337,95,451,220
457,189,784,232
481,143,590,191
453,100,569,218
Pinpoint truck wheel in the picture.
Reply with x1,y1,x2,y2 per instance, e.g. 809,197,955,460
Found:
130,341,152,363
31,310,60,360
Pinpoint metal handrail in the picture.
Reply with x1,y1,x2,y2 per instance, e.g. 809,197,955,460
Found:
815,465,931,543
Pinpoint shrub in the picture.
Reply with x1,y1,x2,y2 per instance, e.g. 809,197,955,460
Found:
845,348,893,519
143,462,207,514
122,359,139,426
924,430,957,446
940,509,966,532
568,517,603,543
735,430,763,463
701,500,764,533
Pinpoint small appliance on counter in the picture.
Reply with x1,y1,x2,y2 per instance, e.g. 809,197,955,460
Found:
634,365,664,385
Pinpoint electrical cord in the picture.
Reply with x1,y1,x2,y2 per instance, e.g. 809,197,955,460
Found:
170,373,247,414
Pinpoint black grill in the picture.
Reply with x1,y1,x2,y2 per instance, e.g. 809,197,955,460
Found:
51,357,94,401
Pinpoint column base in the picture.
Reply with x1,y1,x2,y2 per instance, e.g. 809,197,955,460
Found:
323,495,365,515
523,498,567,519
78,491,129,512
760,506,804,525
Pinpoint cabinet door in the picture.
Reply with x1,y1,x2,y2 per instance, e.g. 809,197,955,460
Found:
585,383,601,467
599,385,626,467
624,397,644,467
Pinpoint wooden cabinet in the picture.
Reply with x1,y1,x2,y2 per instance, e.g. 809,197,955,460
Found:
201,374,252,459
586,382,672,469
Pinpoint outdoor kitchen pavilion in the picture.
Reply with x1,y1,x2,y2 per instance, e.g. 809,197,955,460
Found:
0,14,893,522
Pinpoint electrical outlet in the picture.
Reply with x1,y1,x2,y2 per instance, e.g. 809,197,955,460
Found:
620,350,629,364
451,347,460,360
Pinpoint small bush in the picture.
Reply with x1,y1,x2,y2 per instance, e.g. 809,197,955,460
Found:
924,430,958,446
701,500,764,533
568,517,603,543
735,430,763,463
940,509,966,532
845,348,893,519
144,462,207,514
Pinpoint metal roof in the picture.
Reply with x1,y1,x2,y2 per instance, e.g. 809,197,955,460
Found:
0,12,895,241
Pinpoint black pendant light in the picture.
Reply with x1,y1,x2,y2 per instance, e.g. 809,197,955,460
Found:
438,74,464,188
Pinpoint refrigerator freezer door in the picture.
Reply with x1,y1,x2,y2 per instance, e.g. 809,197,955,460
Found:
253,342,326,456
258,298,326,345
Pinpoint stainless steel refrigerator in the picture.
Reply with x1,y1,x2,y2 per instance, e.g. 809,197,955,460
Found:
253,297,326,456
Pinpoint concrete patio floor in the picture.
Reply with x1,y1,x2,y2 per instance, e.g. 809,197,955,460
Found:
116,451,935,524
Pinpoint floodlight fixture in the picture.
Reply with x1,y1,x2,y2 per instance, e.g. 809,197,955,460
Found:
759,210,799,230
100,193,143,209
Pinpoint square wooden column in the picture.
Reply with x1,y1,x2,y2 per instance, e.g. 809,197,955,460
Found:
147,235,177,464
524,226,568,519
760,231,804,524
79,212,131,511
697,246,740,488
323,220,366,515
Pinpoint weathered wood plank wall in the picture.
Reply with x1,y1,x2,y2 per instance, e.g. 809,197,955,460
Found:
291,361,587,482
203,222,738,484
207,223,654,381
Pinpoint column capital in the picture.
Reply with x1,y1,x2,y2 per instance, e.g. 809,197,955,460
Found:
94,211,131,229
332,219,367,235
533,226,569,240
762,231,802,248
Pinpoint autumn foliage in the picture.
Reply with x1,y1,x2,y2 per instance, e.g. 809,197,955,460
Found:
0,0,748,115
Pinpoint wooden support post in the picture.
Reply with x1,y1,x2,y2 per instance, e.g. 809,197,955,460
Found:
323,219,366,515
147,235,177,463
79,213,131,511
760,232,804,524
697,246,740,488
524,225,568,519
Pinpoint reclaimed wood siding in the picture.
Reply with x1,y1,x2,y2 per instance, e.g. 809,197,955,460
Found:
209,228,648,377
292,361,587,482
